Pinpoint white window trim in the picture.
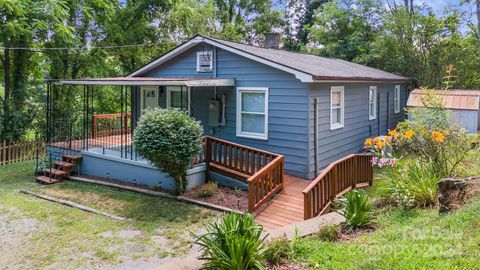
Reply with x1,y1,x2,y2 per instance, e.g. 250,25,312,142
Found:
236,87,269,140
330,86,344,130
196,51,213,72
140,86,159,114
166,86,191,114
394,85,401,114
369,86,377,120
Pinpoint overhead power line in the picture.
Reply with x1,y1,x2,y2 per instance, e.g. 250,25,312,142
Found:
0,42,168,51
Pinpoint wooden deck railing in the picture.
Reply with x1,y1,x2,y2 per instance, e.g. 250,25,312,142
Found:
1,140,46,166
303,154,373,220
202,136,284,212
92,113,131,138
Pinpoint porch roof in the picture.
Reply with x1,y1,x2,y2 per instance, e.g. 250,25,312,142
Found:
51,77,235,87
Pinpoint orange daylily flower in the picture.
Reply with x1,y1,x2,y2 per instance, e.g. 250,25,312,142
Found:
364,138,373,148
388,130,398,137
431,131,445,142
384,136,391,143
376,140,385,150
403,130,415,139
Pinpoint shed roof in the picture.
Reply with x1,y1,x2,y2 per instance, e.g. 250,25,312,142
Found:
407,89,480,110
128,35,411,83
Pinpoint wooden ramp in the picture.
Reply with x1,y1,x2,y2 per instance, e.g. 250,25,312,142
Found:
255,175,310,231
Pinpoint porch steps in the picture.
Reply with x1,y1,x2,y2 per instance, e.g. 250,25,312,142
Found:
35,154,82,185
35,175,62,184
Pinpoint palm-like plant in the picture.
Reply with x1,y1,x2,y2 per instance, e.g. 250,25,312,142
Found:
193,212,268,270
335,189,374,229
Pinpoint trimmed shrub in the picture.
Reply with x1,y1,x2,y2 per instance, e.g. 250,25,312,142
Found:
316,225,340,242
264,236,291,265
335,189,374,229
193,212,267,270
133,108,203,194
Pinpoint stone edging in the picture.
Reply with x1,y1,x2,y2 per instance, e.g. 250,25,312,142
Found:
66,176,242,214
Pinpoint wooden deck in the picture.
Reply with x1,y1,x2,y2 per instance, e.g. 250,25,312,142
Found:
255,175,310,231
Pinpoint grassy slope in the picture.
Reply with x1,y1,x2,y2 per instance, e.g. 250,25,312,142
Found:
0,161,218,269
292,164,480,269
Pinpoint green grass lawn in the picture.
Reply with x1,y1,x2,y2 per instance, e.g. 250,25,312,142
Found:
0,161,218,269
291,159,480,270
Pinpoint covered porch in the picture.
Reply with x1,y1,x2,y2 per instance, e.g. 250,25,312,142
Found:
44,76,286,215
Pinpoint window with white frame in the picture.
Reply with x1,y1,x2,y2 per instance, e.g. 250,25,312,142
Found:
394,85,401,113
330,86,344,130
369,86,377,120
236,87,268,140
197,51,213,72
166,86,190,113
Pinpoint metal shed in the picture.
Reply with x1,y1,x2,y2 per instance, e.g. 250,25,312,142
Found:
406,89,480,133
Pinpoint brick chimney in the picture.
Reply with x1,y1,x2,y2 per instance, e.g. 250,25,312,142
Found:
265,33,281,49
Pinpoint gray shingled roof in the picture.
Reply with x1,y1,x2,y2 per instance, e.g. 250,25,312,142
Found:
204,36,410,82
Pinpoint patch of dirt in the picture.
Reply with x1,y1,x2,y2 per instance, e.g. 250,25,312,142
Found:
40,188,128,210
0,208,45,269
337,226,375,242
183,184,248,211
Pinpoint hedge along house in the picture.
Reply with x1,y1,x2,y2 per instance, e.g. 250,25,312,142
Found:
407,89,480,134
41,34,409,227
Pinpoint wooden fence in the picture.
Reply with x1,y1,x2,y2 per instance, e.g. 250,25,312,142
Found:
303,154,373,220
0,140,46,166
201,136,285,212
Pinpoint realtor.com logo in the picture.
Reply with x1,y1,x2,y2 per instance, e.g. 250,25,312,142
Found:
367,226,466,258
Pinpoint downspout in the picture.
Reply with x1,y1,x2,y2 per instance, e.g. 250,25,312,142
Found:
387,90,390,130
377,92,381,136
313,97,319,175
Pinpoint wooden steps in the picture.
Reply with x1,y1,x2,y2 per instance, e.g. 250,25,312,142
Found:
35,154,82,185
254,175,310,231
35,175,62,184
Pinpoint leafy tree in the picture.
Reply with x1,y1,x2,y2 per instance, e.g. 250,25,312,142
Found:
307,0,383,62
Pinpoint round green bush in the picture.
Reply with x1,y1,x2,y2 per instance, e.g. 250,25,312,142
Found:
133,108,203,194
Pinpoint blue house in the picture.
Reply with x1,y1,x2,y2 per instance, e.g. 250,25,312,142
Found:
41,34,410,226
47,34,409,182
129,34,409,178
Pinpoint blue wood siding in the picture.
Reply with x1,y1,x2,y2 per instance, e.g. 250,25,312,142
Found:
308,83,407,177
138,45,311,178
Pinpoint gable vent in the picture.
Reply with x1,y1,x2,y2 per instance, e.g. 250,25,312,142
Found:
197,51,213,72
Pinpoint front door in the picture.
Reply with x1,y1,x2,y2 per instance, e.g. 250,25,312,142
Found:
141,86,159,113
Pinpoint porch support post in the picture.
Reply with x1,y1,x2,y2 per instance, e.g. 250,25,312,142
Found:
130,85,135,160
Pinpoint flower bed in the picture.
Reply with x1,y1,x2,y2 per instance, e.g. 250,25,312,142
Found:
182,182,248,212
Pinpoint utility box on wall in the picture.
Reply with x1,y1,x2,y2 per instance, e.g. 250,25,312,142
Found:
208,100,221,127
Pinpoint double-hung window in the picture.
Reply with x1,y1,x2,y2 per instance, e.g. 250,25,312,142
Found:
166,86,190,113
330,86,344,130
369,86,377,120
236,87,268,140
394,85,401,113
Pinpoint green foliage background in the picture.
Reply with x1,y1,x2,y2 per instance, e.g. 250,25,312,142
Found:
1,0,479,141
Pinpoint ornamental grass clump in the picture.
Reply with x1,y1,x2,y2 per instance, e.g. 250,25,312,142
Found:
380,159,440,208
133,108,203,194
193,212,268,270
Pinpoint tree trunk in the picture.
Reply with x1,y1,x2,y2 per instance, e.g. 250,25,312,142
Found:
2,36,11,141
476,0,480,49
